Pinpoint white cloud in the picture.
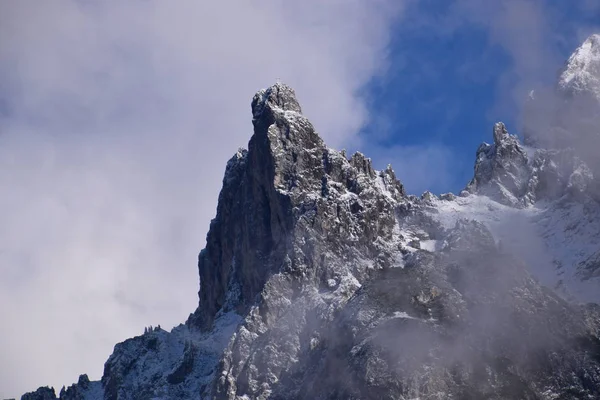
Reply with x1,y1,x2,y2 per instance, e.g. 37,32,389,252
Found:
0,1,405,397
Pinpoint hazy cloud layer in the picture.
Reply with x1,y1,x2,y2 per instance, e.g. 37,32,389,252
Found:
0,1,404,397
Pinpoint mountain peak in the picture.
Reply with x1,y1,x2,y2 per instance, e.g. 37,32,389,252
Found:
251,82,302,124
586,33,600,47
492,121,509,145
558,33,600,99
188,82,406,334
467,122,530,206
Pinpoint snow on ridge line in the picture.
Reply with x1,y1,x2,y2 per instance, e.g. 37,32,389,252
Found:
425,194,600,303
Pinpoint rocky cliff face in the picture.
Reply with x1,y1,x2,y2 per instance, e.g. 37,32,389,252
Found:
19,35,600,400
187,82,406,333
196,83,409,398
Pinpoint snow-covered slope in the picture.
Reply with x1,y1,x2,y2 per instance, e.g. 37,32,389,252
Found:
428,113,600,303
100,312,240,400
423,192,600,302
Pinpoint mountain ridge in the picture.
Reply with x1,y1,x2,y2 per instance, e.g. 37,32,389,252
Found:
16,34,600,400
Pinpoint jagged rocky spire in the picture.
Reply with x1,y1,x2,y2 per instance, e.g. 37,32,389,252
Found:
466,122,529,206
188,82,405,332
467,121,594,206
189,82,315,329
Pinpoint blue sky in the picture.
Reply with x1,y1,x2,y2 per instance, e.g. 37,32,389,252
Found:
360,0,600,194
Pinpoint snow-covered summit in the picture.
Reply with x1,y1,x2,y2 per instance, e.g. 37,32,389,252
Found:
559,33,600,100
523,34,600,180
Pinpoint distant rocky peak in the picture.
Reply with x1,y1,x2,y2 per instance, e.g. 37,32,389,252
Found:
522,34,600,179
466,122,529,206
468,121,595,206
249,82,325,193
558,33,600,99
349,151,376,178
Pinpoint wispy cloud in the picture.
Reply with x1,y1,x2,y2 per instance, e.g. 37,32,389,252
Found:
449,0,599,121
0,1,405,397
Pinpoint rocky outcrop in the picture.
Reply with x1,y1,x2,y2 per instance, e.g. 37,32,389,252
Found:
467,122,595,206
20,388,57,400
466,122,530,206
58,375,97,400
98,315,240,400
189,83,404,332
18,376,102,400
